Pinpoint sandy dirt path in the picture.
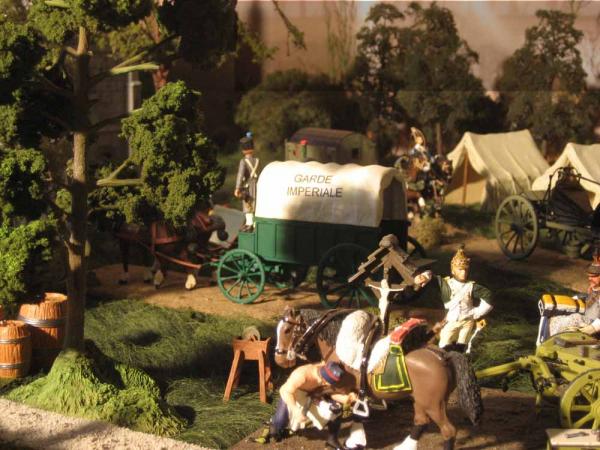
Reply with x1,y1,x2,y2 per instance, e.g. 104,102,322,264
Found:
0,399,210,450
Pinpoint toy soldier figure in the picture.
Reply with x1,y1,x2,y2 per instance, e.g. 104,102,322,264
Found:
408,127,432,165
437,246,493,352
234,132,259,231
548,249,600,336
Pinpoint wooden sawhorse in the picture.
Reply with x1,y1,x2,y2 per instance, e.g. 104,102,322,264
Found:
223,337,272,404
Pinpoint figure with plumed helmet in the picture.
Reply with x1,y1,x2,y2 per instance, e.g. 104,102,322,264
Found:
234,132,260,231
436,245,493,352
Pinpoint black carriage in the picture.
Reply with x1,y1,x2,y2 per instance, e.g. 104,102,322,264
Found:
495,167,600,260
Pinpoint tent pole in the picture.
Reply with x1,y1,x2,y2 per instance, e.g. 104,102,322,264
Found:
461,152,469,205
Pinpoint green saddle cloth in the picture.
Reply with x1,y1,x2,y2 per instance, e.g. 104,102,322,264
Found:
372,344,412,393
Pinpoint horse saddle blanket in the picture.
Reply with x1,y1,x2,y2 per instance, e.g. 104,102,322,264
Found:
539,294,585,317
371,344,412,393
370,319,426,393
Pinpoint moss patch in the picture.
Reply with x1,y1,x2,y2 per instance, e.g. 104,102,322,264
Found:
6,344,185,437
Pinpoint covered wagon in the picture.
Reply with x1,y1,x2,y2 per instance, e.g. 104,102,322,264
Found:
216,161,421,308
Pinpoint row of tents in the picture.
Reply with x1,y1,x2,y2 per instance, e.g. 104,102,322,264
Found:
445,129,600,211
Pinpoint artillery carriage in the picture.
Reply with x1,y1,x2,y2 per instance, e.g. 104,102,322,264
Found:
477,331,600,429
495,167,600,260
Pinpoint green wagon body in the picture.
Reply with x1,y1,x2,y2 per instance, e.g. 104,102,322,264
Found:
237,218,401,265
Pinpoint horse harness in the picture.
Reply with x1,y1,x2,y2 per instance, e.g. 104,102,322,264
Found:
292,309,354,360
290,309,384,418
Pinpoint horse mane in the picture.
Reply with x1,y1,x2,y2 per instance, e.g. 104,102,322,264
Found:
299,309,349,347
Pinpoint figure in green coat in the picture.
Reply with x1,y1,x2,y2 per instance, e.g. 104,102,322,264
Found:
437,246,493,352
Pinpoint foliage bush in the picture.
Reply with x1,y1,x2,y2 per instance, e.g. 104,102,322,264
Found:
92,81,225,228
411,216,445,250
235,69,366,155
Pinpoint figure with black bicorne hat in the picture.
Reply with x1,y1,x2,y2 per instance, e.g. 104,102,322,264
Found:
255,361,357,446
548,248,600,336
436,245,493,352
235,132,260,231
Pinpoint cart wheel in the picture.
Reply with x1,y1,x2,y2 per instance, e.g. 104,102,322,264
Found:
316,243,376,309
266,264,308,289
407,236,426,258
217,249,265,304
495,195,539,260
560,369,600,429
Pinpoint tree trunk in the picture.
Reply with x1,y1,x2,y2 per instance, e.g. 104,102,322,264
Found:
65,27,90,350
143,13,169,91
152,64,170,91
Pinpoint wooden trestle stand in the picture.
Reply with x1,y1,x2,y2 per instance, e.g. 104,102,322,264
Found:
223,337,272,404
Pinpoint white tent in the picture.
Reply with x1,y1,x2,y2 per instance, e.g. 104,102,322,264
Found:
445,130,549,211
532,143,600,208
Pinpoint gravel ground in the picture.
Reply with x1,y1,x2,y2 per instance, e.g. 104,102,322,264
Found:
0,399,211,450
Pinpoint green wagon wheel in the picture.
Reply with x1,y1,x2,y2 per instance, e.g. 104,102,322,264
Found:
217,249,265,304
495,195,539,260
316,243,376,309
560,369,600,429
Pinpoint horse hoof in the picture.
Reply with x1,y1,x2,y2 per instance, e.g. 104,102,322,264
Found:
118,279,128,285
393,436,418,450
185,274,197,290
143,271,153,283
153,270,164,288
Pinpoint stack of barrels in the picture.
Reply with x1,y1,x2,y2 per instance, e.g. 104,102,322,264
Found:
0,292,68,379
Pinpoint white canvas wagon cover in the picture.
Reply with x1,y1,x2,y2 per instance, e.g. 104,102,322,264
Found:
255,161,407,227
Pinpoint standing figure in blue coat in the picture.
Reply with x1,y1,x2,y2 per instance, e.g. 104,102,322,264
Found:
234,132,260,231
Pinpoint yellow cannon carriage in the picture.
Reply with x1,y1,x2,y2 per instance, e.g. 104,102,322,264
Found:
477,331,600,430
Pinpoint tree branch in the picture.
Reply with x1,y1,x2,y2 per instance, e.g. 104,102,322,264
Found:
89,113,129,133
40,110,72,131
45,0,69,7
96,159,143,187
90,63,160,86
113,34,178,70
35,75,73,99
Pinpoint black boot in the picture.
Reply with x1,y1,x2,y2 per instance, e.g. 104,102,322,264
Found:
325,418,343,449
443,437,456,450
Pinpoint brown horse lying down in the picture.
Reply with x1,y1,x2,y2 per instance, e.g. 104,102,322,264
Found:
274,307,482,450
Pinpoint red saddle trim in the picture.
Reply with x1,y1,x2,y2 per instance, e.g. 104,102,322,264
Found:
390,318,427,345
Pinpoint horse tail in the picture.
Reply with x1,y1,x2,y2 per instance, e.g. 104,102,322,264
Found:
447,351,483,426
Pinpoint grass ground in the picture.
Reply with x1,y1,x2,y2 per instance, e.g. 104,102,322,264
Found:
84,298,278,448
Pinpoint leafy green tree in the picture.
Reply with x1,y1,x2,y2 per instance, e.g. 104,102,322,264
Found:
392,2,502,152
99,0,304,91
0,149,56,314
235,69,366,154
350,3,406,123
496,9,596,154
0,0,237,349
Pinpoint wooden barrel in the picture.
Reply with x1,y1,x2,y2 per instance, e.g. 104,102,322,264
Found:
0,321,31,378
18,293,68,371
